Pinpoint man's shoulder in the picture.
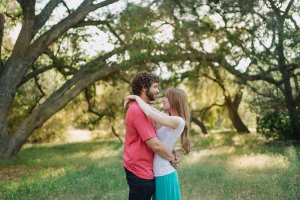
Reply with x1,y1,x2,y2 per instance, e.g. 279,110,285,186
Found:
128,101,142,111
128,101,143,113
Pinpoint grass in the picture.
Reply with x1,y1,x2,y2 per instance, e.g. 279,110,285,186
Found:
0,132,299,200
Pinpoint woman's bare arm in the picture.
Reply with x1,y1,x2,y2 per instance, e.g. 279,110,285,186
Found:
125,95,180,129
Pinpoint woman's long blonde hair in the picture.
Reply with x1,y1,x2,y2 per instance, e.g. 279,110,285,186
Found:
166,88,190,154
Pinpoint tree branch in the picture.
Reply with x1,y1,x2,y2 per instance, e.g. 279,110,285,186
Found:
72,20,107,28
283,0,295,18
72,20,125,45
62,1,71,14
17,0,36,20
27,65,46,114
202,73,226,93
33,0,64,36
295,93,300,107
266,0,282,18
92,0,119,10
28,0,119,67
12,64,121,147
105,22,125,45
112,126,123,144
286,15,299,30
20,65,54,86
132,51,282,86
12,0,35,56
191,115,208,134
246,81,284,100
0,13,4,69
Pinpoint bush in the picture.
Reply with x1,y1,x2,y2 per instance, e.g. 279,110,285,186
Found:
257,110,294,140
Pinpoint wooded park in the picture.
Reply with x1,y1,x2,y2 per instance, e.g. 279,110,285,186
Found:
0,0,299,199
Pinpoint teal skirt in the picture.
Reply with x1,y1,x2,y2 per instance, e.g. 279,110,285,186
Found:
154,171,181,200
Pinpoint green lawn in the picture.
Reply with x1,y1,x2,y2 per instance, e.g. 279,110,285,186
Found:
0,132,299,200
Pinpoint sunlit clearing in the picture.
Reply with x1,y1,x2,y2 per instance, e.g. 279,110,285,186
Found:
232,135,244,145
65,129,93,142
186,147,236,164
88,148,120,160
229,154,289,169
213,133,223,140
284,146,298,161
39,168,66,180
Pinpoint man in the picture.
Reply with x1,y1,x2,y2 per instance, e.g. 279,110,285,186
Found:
123,71,179,200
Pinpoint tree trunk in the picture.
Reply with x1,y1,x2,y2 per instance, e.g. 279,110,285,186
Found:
0,128,11,158
224,95,250,133
0,65,121,158
0,0,123,159
191,115,208,134
0,13,4,68
282,72,300,140
277,15,300,140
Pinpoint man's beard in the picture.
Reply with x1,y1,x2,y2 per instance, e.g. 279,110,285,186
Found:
146,89,156,101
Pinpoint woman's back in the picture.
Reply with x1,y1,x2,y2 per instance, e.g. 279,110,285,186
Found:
154,117,185,177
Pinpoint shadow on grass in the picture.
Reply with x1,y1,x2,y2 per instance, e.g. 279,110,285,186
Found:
0,139,124,186
0,139,123,167
0,155,127,200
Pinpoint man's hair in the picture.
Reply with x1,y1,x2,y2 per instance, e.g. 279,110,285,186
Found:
131,71,160,95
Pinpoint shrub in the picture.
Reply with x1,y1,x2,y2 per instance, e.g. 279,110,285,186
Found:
257,110,294,140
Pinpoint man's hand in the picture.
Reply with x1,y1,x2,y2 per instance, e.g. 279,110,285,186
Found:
170,150,180,168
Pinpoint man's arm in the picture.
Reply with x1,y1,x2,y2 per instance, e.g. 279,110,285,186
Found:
145,137,176,162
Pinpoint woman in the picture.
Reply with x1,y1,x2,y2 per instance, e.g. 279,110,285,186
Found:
125,88,190,200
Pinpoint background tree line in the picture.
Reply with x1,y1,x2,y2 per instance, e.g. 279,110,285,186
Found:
0,0,299,158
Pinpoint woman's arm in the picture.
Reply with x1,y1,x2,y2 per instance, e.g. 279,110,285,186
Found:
125,95,180,129
151,106,169,116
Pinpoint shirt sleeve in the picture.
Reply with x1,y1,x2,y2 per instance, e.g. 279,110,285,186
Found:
175,117,185,132
132,109,156,142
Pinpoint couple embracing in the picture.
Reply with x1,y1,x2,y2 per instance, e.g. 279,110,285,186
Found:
123,71,190,200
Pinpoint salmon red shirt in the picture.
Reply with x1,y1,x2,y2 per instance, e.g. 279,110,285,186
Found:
123,101,156,179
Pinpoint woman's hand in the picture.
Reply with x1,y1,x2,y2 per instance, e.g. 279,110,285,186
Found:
124,95,138,109
170,150,180,168
125,95,138,101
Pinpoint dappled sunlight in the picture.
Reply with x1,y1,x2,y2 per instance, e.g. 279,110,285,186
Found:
186,147,236,164
284,146,298,161
88,148,121,160
65,129,93,142
3,168,67,193
229,154,289,170
214,133,223,140
232,135,244,145
39,168,66,180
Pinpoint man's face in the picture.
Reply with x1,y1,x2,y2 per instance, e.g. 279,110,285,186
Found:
146,82,159,101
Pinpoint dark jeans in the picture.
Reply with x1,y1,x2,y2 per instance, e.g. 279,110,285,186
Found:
124,167,155,200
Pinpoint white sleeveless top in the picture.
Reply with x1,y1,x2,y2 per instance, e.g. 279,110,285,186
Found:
153,117,185,177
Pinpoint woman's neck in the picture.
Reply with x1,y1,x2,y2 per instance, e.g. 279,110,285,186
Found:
169,110,179,116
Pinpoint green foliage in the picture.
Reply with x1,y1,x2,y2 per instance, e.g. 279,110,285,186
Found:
257,110,295,140
119,3,156,40
28,118,66,143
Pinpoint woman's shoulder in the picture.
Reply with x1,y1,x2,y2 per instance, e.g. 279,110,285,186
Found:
169,116,185,130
